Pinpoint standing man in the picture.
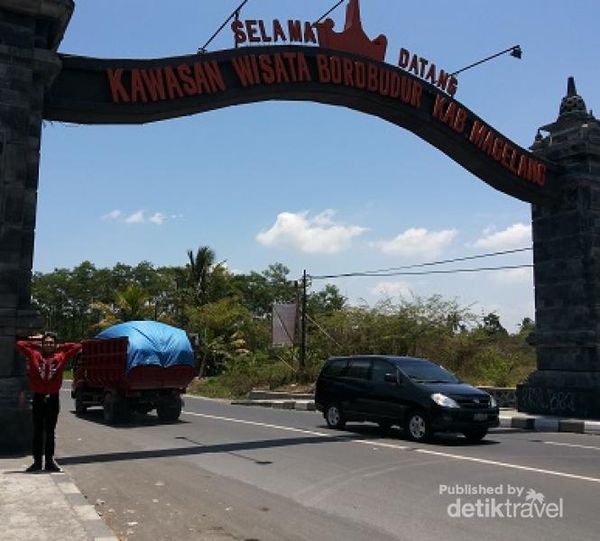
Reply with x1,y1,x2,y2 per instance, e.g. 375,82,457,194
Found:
16,332,82,472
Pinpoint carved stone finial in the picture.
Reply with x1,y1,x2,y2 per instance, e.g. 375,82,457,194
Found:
559,76,587,118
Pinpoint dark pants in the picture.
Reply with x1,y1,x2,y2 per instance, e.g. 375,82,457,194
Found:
32,393,60,465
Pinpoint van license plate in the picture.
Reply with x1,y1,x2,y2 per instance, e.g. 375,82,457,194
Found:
473,413,487,421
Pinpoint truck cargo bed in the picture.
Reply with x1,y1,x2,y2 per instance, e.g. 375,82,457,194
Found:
75,337,195,392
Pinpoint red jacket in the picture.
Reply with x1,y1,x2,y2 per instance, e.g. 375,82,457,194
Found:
16,340,82,394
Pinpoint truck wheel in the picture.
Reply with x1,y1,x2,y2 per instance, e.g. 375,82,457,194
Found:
118,399,132,423
103,393,131,425
75,391,87,416
157,396,182,423
136,404,154,415
103,393,116,424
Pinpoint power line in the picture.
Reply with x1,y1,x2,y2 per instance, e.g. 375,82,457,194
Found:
310,247,532,280
311,264,533,280
198,0,250,54
314,0,346,24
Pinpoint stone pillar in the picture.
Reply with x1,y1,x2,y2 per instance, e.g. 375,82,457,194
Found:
517,78,600,419
0,0,73,453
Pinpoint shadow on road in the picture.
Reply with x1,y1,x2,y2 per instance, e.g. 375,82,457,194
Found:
58,433,359,466
59,422,501,467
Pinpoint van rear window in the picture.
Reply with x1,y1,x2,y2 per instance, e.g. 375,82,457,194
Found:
346,359,371,380
322,359,347,377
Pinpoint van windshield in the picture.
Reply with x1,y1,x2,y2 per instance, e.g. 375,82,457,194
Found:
399,360,459,384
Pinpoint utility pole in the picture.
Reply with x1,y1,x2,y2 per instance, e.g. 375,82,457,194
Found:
300,269,307,379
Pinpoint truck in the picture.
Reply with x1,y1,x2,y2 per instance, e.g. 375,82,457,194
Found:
71,321,196,424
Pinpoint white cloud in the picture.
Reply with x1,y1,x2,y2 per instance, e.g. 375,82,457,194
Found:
370,281,413,298
256,210,367,254
125,210,145,224
373,228,457,257
490,267,533,285
149,212,166,225
103,209,177,225
102,209,121,221
473,223,531,250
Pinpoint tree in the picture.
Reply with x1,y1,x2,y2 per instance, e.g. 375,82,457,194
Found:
481,312,508,337
92,285,153,331
518,317,535,336
307,284,347,315
186,298,253,377
186,246,215,305
232,263,296,317
32,268,73,338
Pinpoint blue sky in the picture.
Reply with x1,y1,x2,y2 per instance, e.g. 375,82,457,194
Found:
36,0,600,331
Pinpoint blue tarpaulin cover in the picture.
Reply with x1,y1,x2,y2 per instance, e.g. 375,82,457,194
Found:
96,321,194,371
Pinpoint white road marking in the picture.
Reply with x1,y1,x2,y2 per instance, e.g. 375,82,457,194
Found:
413,448,600,483
182,411,332,439
541,440,600,451
182,410,600,485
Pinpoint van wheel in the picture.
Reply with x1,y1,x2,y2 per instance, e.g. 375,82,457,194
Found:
405,410,432,442
463,428,488,442
324,403,346,429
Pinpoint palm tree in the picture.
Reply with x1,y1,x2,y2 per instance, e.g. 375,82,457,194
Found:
186,246,226,305
115,285,152,321
91,285,152,332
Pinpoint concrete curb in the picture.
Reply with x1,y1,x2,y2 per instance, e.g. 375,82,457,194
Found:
499,415,600,434
231,399,316,411
53,469,118,541
231,399,600,434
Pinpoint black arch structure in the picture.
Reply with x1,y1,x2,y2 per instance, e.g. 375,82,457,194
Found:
44,45,558,205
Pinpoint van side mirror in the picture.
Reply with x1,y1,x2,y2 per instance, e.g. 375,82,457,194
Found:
384,373,398,384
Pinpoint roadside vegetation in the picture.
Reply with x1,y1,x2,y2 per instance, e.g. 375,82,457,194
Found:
32,247,536,398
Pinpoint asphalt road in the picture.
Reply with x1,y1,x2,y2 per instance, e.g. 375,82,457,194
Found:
56,389,600,541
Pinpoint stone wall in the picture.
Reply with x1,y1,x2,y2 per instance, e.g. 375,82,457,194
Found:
0,0,73,453
519,79,600,419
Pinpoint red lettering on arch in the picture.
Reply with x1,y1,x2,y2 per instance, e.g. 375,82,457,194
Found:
164,66,184,100
107,69,130,103
141,69,166,101
432,94,446,120
316,54,331,83
130,69,148,103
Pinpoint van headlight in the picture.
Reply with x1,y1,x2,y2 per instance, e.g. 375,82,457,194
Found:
431,393,459,408
489,395,497,409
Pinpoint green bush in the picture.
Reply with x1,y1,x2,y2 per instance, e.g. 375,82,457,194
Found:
193,353,296,398
467,349,516,387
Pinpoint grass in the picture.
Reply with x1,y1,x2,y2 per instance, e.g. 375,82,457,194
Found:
187,377,242,400
187,361,528,401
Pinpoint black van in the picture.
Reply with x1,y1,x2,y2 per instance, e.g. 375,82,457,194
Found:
315,355,499,442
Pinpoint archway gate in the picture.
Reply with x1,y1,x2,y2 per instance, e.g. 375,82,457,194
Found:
1,0,599,450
